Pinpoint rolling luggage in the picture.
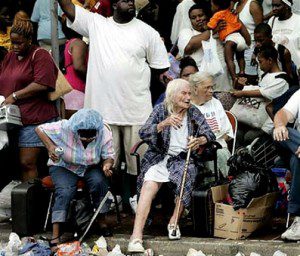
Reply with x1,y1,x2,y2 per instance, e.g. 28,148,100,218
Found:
192,142,224,237
11,179,49,236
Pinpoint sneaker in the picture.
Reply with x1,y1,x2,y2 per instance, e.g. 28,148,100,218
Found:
127,238,145,253
129,194,138,214
167,224,181,240
281,216,300,241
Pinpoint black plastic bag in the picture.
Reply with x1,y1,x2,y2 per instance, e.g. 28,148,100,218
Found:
67,193,94,234
228,147,278,210
229,171,269,210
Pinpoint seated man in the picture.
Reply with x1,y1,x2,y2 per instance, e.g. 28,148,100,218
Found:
127,79,215,253
273,89,300,241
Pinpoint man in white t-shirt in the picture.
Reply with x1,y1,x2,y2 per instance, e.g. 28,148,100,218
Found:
57,0,170,178
273,88,300,241
269,0,300,72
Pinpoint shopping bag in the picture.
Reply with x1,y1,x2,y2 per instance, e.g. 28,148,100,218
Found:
230,86,269,128
198,32,224,78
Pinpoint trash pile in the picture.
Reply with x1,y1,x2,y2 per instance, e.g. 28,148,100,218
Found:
0,233,155,256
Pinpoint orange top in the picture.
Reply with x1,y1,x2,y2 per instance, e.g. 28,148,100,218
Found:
207,9,242,41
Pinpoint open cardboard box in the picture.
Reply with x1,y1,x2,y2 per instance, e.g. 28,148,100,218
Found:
212,184,278,240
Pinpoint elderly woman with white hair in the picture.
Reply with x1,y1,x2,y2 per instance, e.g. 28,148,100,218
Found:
189,72,233,178
35,109,114,251
128,79,215,253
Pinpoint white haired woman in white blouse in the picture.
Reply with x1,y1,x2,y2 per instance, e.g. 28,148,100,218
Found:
190,72,233,177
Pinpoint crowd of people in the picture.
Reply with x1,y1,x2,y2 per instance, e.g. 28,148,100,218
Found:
1,0,300,253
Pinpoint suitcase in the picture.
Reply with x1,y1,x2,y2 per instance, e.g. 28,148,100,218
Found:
192,184,215,237
11,179,49,236
192,143,224,237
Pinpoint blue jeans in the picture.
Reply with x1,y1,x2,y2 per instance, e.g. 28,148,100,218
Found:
49,166,109,223
277,128,300,216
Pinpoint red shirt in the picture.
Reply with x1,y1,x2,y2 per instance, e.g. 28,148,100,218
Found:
0,46,58,125
91,0,112,17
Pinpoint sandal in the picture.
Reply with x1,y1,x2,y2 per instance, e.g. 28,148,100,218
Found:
40,235,61,253
127,238,145,253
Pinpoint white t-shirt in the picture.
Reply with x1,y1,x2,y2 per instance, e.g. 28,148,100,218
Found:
170,0,195,44
283,89,300,132
195,98,233,148
68,6,169,125
262,0,272,16
168,115,188,155
259,72,289,100
269,14,300,67
177,28,204,67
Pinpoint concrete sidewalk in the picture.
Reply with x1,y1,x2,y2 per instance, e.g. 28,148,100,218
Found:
1,215,300,256
104,234,300,256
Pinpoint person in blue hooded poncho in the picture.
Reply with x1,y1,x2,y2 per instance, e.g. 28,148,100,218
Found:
36,109,115,251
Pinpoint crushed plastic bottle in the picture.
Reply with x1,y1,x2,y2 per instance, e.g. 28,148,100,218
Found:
5,233,22,256
107,244,125,256
273,251,287,256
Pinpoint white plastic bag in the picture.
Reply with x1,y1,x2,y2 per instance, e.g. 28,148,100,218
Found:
5,233,22,256
230,86,269,128
0,181,21,222
0,130,8,150
198,32,224,78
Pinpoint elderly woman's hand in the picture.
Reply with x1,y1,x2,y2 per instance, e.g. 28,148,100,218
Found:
102,159,114,177
188,136,207,151
158,114,183,132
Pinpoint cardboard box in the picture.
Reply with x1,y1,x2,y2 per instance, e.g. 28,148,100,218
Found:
212,184,278,240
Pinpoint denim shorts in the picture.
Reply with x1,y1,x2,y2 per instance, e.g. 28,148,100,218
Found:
18,118,57,148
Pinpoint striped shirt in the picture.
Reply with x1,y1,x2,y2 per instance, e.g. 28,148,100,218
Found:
38,120,114,176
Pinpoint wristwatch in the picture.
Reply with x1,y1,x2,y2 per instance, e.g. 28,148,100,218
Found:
12,92,18,101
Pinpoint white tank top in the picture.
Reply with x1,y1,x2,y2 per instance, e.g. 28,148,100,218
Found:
235,0,256,40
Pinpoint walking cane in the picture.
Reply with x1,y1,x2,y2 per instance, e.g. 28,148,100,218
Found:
79,191,110,243
171,146,192,237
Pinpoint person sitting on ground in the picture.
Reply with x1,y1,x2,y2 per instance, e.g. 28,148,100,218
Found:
190,72,233,177
252,22,298,86
127,79,215,253
206,0,251,87
273,89,300,241
232,42,289,146
232,43,289,100
35,109,115,252
0,11,58,181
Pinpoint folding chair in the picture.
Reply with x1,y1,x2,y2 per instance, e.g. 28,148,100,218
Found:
225,110,238,155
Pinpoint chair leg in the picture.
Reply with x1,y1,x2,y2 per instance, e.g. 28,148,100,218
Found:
112,191,121,224
44,191,54,231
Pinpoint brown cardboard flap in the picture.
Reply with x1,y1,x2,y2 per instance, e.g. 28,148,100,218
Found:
211,184,228,203
247,192,278,208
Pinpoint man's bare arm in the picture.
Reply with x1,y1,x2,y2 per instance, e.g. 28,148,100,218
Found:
58,0,75,22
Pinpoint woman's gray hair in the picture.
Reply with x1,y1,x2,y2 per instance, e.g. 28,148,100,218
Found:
164,78,190,114
189,72,214,94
